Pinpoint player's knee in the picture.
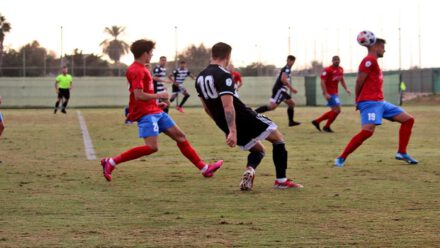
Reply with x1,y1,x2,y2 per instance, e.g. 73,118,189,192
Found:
149,145,159,153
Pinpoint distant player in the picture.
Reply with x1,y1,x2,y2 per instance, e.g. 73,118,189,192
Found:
255,55,301,127
196,42,303,190
100,39,223,181
334,37,418,167
0,96,4,138
53,66,73,114
227,64,243,91
312,56,351,132
152,56,172,113
169,61,195,113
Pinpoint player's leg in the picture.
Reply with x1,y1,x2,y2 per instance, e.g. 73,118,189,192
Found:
266,130,303,189
54,93,62,114
162,115,223,177
323,105,341,132
240,142,265,191
0,112,5,137
178,89,190,109
285,98,300,126
61,90,70,114
100,115,160,181
385,104,417,164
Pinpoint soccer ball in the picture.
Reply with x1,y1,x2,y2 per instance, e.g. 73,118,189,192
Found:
357,30,376,47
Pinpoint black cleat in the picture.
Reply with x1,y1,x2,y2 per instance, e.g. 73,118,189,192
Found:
323,126,334,133
61,109,67,114
54,108,57,114
289,121,301,127
312,120,321,132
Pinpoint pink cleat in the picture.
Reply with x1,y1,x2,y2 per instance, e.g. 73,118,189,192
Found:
176,106,185,113
274,179,303,189
100,158,115,181
202,160,224,177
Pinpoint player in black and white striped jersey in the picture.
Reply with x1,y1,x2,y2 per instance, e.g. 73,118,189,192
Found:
152,56,172,113
169,61,195,113
195,42,304,191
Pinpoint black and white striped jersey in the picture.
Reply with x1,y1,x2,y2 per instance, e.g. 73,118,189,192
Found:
153,65,167,93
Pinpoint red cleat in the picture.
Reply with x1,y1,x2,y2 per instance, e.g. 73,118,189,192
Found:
202,160,223,177
176,106,185,113
274,179,303,189
100,158,115,181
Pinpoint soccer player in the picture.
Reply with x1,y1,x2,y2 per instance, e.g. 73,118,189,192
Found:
0,96,4,138
196,42,303,190
255,55,301,127
152,56,172,113
169,60,195,113
53,66,73,114
312,56,351,132
100,39,223,181
227,64,243,91
334,37,418,167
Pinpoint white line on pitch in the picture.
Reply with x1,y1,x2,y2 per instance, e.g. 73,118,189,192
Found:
77,110,97,160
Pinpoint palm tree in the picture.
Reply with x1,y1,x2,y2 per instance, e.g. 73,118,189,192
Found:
0,14,12,75
100,26,129,64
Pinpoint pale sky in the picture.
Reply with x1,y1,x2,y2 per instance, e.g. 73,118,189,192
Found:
1,0,438,72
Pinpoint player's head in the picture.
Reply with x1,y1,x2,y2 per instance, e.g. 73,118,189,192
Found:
179,60,186,68
130,39,156,62
212,42,232,64
332,56,340,67
61,66,68,74
287,55,296,67
368,38,386,58
159,56,167,66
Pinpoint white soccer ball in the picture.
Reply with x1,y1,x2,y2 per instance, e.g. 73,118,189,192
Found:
357,30,376,47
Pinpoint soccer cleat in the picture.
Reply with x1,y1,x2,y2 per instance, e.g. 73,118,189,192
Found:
54,108,58,114
239,167,256,191
61,109,67,114
288,121,301,127
202,160,224,177
334,157,345,167
323,126,334,133
100,158,115,181
176,106,185,113
274,179,304,189
395,152,418,164
311,120,321,132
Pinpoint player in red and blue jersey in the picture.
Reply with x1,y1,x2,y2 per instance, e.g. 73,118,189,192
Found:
100,39,223,181
334,37,418,167
312,56,351,132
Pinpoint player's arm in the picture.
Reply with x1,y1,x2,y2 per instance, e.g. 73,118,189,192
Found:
133,88,168,102
54,80,59,93
340,77,351,95
281,73,298,93
355,72,368,100
320,79,330,100
220,94,237,148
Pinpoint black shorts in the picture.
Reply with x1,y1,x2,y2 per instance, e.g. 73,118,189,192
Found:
271,88,291,104
235,113,277,150
172,84,187,93
58,88,70,99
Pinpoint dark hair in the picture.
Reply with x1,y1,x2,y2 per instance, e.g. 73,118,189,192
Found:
179,60,186,64
160,56,166,60
375,38,386,44
130,39,156,59
287,55,296,61
212,42,232,60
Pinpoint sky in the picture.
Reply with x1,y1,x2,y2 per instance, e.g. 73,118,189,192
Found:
1,0,439,72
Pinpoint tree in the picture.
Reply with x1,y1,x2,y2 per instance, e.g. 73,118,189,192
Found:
0,13,12,75
100,26,129,64
176,43,211,74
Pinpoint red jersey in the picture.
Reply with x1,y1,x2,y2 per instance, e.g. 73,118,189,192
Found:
320,65,344,95
356,55,384,103
231,71,242,85
126,61,162,122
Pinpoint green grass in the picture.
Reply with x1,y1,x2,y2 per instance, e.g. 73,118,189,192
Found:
0,106,439,247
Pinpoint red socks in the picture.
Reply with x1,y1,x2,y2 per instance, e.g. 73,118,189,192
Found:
113,145,155,165
340,129,373,159
398,118,414,154
315,111,332,123
177,140,205,170
324,111,339,128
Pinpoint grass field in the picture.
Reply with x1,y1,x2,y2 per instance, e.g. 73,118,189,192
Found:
0,105,439,247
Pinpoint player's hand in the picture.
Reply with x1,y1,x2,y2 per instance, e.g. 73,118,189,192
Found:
157,92,169,100
346,89,352,96
324,93,331,100
226,131,237,148
158,101,169,109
